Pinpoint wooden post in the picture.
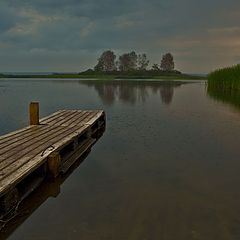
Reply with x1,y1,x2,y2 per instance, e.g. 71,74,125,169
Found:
29,102,39,125
47,152,61,178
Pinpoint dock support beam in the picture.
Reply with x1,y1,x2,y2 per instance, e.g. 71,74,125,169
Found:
47,152,61,178
29,102,39,125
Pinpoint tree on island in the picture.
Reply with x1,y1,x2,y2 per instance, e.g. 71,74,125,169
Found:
160,53,175,72
137,54,149,71
94,50,117,72
118,51,138,72
91,50,180,75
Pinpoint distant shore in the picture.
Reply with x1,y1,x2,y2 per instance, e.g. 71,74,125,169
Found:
0,72,206,80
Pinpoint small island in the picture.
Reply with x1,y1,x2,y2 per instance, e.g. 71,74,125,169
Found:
0,50,206,80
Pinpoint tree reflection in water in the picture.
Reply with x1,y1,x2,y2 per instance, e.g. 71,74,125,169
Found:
80,80,187,106
160,86,174,105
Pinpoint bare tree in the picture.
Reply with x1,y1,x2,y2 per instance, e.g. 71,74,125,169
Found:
160,53,174,72
94,50,117,72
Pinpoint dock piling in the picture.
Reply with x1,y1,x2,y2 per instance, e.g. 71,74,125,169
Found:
29,102,39,125
47,152,61,178
0,108,106,221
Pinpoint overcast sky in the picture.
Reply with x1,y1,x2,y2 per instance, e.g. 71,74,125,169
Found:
0,0,239,73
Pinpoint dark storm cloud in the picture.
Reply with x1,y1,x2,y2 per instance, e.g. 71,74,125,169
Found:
0,0,239,72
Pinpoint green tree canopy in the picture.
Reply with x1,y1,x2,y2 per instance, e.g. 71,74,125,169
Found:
94,50,117,72
160,53,175,72
118,51,138,72
137,53,149,70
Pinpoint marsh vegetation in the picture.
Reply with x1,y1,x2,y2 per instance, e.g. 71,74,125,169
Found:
207,64,240,109
208,64,240,90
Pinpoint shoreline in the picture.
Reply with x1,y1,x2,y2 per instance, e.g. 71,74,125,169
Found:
0,74,206,81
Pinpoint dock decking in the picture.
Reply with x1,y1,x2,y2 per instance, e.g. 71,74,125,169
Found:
0,107,105,219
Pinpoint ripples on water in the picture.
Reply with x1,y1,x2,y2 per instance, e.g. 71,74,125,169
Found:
0,79,240,240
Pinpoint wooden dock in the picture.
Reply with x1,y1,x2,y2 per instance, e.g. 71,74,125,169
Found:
0,103,105,219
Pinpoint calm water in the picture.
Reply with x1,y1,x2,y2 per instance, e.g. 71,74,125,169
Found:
0,79,240,240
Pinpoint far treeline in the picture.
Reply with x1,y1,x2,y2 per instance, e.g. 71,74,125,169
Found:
93,50,177,73
79,50,204,79
81,50,181,77
0,50,205,80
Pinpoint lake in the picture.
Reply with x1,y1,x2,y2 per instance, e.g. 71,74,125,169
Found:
0,79,240,240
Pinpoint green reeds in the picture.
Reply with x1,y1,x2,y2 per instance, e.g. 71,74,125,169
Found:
208,64,240,109
208,64,240,90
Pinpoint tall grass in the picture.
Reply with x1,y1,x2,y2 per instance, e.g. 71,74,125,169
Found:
208,64,240,90
207,64,240,109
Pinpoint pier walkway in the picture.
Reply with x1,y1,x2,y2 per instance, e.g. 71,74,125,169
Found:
0,103,105,218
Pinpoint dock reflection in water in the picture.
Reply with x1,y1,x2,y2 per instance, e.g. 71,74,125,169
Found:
2,79,240,240
0,150,91,240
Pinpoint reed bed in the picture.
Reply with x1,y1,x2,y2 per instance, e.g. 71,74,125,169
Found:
208,64,240,109
208,64,240,90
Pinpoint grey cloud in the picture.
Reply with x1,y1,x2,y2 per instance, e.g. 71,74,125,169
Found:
0,0,239,72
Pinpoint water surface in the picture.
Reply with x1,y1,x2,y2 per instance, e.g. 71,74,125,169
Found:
0,79,240,240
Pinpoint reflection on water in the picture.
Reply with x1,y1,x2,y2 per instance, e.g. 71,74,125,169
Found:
80,80,185,106
160,86,174,105
0,79,240,240
0,151,90,240
207,84,240,110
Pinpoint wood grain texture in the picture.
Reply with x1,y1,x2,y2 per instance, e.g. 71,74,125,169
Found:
0,110,105,197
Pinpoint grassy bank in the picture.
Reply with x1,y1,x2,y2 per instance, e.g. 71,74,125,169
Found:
0,72,206,80
208,64,240,90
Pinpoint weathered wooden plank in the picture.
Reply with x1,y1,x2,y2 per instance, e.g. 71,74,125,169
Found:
0,126,34,143
49,111,88,127
50,111,103,128
38,110,63,123
82,112,102,125
56,111,92,127
86,111,105,125
0,125,56,154
0,125,67,166
0,124,89,196
39,110,68,124
0,111,76,148
0,126,76,173
0,109,105,202
44,110,80,126
40,110,103,127
0,125,85,172
0,127,83,182
0,111,103,145
59,111,91,126
0,111,92,158
41,110,79,125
